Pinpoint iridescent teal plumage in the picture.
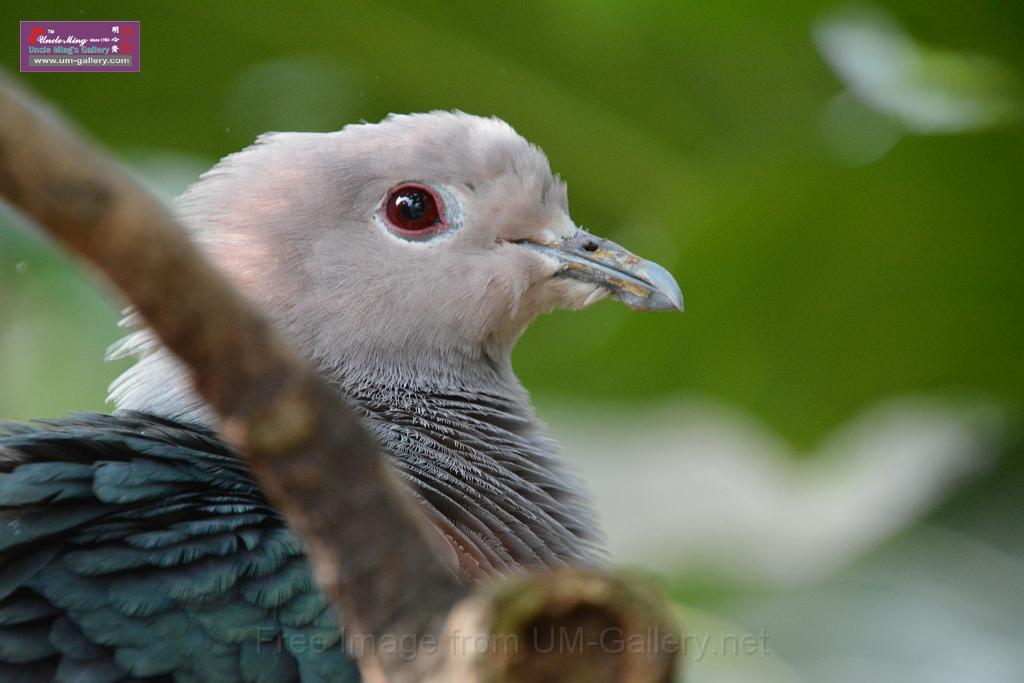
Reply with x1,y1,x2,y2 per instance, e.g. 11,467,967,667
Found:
0,413,359,683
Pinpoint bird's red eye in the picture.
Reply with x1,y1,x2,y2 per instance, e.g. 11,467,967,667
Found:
384,184,444,235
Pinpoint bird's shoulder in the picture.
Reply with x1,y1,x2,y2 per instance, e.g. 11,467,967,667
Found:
0,411,358,683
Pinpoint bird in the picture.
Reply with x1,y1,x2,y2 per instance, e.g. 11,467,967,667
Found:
0,112,683,682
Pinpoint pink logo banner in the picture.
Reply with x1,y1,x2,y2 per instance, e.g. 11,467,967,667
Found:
20,21,140,73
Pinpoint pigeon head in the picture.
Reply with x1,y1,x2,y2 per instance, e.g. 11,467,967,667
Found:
111,112,681,414
177,113,680,376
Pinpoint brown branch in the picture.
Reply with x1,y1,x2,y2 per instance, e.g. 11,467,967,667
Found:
0,70,681,683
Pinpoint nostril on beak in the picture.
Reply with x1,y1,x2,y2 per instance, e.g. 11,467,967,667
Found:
582,240,599,253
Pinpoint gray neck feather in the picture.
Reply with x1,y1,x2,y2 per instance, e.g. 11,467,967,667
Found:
108,333,605,574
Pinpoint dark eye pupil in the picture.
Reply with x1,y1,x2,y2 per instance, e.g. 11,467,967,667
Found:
385,185,441,232
395,192,426,221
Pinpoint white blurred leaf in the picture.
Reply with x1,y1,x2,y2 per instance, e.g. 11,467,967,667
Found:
814,7,1019,133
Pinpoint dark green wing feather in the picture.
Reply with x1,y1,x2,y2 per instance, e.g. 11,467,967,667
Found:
0,412,360,683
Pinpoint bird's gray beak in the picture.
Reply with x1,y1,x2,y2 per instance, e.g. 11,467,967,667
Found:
518,230,684,312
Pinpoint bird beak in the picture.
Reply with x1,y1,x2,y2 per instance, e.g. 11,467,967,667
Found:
517,229,684,312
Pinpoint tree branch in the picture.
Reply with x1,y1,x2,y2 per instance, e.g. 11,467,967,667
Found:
0,71,681,683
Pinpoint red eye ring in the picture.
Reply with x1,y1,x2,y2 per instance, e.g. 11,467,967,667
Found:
383,183,446,237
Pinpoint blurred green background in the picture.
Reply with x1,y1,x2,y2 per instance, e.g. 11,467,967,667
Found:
2,2,1022,681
